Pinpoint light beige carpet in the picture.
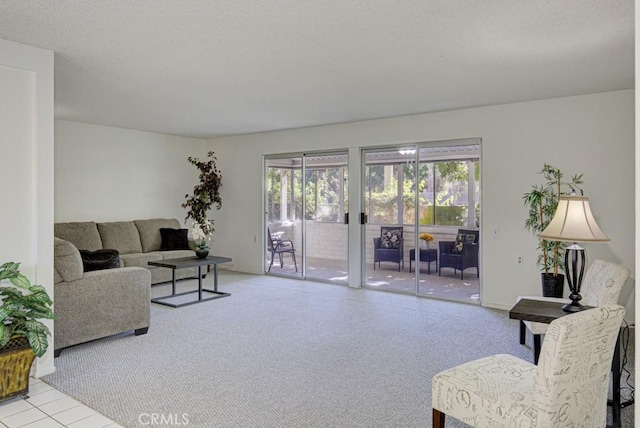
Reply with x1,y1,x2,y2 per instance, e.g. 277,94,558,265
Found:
43,272,634,427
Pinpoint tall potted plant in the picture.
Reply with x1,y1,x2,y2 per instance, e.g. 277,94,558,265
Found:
182,151,222,257
0,262,55,401
523,164,582,297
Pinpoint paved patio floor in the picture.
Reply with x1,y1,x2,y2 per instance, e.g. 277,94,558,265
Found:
266,256,480,303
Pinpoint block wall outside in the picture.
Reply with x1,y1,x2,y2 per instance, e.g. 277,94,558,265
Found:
269,221,475,263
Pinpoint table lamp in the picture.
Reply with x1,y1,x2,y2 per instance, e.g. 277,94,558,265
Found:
538,195,610,312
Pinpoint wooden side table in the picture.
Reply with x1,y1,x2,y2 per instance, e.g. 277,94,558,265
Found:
509,299,622,428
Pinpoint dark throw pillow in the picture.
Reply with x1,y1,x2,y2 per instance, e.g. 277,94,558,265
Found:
79,249,120,272
451,233,476,254
380,228,403,249
451,234,465,254
159,228,190,251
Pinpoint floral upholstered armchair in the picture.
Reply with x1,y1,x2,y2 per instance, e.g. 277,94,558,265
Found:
373,226,404,271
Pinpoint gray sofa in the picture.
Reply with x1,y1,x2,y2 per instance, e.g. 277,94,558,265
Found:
54,218,198,284
53,237,151,356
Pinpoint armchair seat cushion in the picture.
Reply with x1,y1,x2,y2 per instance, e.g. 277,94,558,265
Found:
433,354,536,426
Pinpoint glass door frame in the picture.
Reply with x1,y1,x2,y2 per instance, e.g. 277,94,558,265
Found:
264,149,349,285
360,138,482,302
360,145,419,293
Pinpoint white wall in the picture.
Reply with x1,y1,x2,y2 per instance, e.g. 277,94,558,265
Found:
0,40,54,376
55,121,206,223
207,90,635,321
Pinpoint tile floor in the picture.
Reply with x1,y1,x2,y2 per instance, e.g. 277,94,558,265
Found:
0,378,120,428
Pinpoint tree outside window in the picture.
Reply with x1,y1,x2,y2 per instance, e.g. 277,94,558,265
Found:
365,159,479,227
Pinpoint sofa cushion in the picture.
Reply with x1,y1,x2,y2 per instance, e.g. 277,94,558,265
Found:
54,222,103,251
97,221,143,255
160,249,196,260
120,252,163,269
54,238,84,283
79,249,121,272
134,218,182,253
159,228,190,251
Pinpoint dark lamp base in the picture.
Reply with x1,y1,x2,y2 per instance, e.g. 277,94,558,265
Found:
562,301,587,313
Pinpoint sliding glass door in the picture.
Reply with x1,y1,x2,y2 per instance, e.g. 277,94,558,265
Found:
414,146,480,301
265,152,349,285
265,157,303,277
362,141,481,303
363,148,416,292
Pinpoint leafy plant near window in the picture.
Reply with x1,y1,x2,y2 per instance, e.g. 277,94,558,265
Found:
0,262,55,357
182,151,222,242
523,163,583,276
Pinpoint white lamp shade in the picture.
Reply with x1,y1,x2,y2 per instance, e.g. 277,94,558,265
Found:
538,195,610,242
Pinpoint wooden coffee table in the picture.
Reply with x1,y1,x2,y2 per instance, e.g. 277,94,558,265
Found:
148,255,232,308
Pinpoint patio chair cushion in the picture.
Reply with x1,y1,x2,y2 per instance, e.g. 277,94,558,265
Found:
380,228,402,249
452,233,475,254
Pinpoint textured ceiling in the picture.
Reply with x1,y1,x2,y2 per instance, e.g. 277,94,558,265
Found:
0,1,634,139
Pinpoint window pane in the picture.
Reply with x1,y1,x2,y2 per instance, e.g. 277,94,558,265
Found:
306,167,344,222
434,161,469,226
418,162,434,225
365,163,398,224
402,163,416,224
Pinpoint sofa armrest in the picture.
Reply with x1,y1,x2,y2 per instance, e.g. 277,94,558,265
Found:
54,267,151,351
373,237,381,249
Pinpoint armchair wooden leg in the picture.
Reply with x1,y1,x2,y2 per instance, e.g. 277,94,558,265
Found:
432,408,445,428
519,320,526,345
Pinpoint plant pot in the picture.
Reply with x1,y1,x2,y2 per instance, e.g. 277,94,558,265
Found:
541,273,565,298
0,336,35,402
195,249,209,259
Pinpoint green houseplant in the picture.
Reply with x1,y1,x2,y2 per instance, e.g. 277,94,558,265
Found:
0,261,55,401
182,151,222,255
523,164,583,297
